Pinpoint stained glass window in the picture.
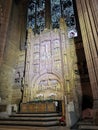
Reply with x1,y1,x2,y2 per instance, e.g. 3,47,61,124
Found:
51,0,77,38
27,0,45,34
51,0,61,28
27,0,77,38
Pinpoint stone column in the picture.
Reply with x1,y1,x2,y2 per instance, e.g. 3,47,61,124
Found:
76,0,98,109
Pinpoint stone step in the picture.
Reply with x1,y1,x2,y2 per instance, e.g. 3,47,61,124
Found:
78,121,94,125
79,125,98,130
0,116,61,121
10,113,61,117
0,120,60,127
0,112,62,127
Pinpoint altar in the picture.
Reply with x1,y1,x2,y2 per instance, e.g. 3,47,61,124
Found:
20,101,56,113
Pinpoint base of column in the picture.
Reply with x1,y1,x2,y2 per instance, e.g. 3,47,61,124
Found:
93,99,98,125
93,99,98,109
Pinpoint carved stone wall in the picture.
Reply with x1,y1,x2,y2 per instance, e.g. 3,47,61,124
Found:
23,18,82,119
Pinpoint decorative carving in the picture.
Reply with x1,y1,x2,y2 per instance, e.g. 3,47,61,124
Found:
23,19,79,106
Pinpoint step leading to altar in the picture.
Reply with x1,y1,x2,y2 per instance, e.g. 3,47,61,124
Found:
0,112,62,127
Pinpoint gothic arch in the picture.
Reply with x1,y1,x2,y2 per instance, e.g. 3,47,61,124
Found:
31,72,64,100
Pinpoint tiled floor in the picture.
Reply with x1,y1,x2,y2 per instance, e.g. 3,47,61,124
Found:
0,126,70,130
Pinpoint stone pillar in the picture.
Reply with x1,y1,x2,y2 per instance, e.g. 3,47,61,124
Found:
76,0,98,110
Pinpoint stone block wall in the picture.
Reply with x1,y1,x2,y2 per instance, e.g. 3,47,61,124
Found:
0,1,26,110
